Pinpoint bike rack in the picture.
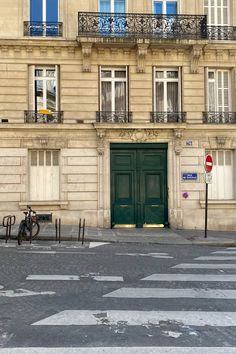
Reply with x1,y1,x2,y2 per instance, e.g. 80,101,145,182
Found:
2,215,16,243
78,218,86,245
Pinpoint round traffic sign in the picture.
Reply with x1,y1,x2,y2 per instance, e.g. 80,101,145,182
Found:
205,154,213,173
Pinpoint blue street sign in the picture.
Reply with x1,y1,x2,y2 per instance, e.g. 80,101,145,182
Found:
182,172,198,181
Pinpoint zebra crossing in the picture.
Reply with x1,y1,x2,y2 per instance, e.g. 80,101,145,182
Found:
25,246,236,352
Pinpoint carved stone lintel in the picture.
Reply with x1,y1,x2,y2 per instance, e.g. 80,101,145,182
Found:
40,47,48,56
216,136,226,147
81,43,92,72
190,45,203,74
120,129,158,142
96,129,106,155
136,44,149,73
21,137,67,149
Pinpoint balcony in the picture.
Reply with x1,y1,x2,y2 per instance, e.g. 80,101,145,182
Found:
150,112,187,123
24,21,63,37
96,111,132,123
203,112,236,124
24,111,64,124
78,12,207,40
208,26,236,40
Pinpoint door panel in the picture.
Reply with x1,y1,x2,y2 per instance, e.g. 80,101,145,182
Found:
111,145,167,228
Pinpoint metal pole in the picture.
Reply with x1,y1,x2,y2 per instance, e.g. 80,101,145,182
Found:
204,182,208,238
82,219,85,245
29,216,32,244
59,218,61,244
78,218,81,242
5,216,10,243
55,218,58,241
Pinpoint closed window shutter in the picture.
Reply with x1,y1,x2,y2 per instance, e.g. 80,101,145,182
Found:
207,150,234,200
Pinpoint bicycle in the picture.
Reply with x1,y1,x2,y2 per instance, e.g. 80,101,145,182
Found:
17,206,40,245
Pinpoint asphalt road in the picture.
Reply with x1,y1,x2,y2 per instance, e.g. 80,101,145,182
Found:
0,241,236,353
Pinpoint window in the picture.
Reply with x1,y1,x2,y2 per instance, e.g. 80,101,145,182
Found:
34,66,58,112
100,67,127,113
30,150,60,201
206,150,234,199
99,0,126,35
154,68,181,113
207,70,230,112
30,0,59,36
154,0,178,14
100,0,125,13
204,0,229,26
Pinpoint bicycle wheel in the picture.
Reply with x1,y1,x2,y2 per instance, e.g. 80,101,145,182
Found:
25,221,40,240
17,221,25,245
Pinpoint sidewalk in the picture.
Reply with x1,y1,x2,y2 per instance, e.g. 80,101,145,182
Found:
1,223,236,246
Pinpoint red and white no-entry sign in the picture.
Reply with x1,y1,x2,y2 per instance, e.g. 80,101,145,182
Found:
205,154,213,173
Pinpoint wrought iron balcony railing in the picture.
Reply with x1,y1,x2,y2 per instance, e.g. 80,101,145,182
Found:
78,12,207,40
24,21,63,37
208,26,236,40
203,112,236,124
96,111,132,123
24,111,64,124
150,112,187,123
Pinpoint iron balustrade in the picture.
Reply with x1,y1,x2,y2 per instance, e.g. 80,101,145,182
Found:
24,21,63,37
151,112,187,123
24,111,64,124
78,12,207,40
203,112,236,124
96,111,132,123
208,26,236,40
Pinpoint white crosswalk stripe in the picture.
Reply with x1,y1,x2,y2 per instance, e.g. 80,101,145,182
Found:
32,310,236,326
195,256,236,260
26,275,124,282
172,263,236,269
141,274,236,282
212,251,236,254
0,347,235,354
103,287,236,299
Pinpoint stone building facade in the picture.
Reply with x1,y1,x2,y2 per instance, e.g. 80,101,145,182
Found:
0,0,236,231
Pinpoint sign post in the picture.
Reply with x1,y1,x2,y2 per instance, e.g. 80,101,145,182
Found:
204,154,213,238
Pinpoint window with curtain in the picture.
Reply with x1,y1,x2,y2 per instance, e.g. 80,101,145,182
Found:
204,0,229,25
30,0,59,36
206,150,234,199
207,70,230,112
154,68,180,116
100,68,127,112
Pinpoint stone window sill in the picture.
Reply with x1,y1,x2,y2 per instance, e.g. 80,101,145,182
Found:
19,201,68,210
200,200,236,209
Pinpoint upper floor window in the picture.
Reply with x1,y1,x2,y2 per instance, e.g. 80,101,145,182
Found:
100,67,127,112
207,69,231,112
100,0,126,13
34,66,58,112
154,68,181,113
154,0,178,14
204,0,229,25
30,0,59,36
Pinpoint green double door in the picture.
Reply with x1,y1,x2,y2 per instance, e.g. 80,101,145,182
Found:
111,144,168,228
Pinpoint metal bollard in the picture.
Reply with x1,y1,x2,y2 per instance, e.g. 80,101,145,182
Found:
58,218,61,244
78,218,81,242
55,218,58,241
81,219,86,245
